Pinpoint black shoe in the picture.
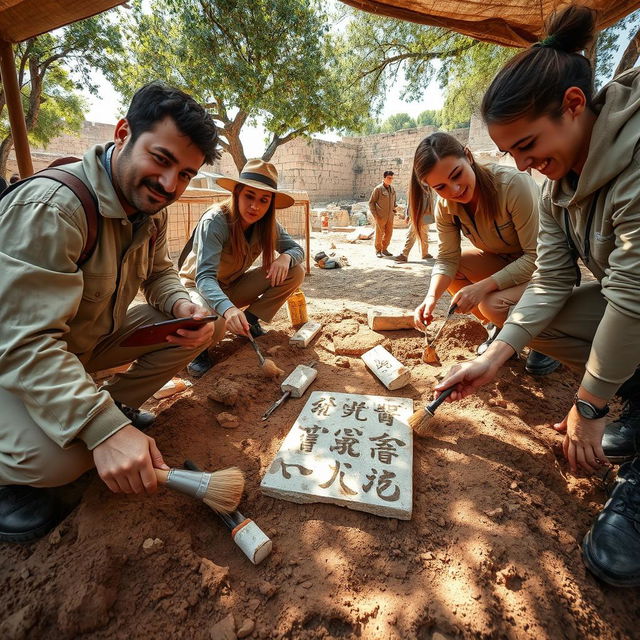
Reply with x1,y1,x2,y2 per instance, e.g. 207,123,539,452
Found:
602,398,640,464
249,321,267,338
524,351,561,376
115,401,156,430
376,251,383,258
476,323,499,355
0,485,62,543
187,350,213,378
381,250,393,257
582,458,640,587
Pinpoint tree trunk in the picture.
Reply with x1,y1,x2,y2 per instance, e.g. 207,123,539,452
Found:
221,110,249,172
615,27,640,77
224,130,247,172
0,134,14,178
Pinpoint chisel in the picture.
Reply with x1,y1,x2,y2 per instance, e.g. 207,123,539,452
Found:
261,360,317,421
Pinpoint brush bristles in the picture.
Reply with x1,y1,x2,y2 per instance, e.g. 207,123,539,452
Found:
262,358,284,378
202,466,245,514
408,407,431,437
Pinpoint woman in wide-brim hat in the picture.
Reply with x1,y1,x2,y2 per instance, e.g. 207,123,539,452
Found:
179,158,305,376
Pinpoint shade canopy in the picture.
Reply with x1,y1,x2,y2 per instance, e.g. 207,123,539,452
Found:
340,1,640,48
0,1,126,177
0,0,126,43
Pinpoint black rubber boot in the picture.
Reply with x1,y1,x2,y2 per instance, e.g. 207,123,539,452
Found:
115,401,156,430
524,350,561,376
0,485,62,543
602,398,640,464
582,457,640,587
187,350,213,378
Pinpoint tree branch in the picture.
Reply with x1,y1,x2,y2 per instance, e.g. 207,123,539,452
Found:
615,27,640,77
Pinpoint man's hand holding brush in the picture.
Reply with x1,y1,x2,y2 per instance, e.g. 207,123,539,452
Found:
93,425,168,495
435,340,516,401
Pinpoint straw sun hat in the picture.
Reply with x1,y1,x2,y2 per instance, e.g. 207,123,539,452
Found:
216,158,295,209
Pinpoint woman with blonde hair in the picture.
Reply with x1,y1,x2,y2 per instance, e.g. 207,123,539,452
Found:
179,159,304,376
411,131,558,375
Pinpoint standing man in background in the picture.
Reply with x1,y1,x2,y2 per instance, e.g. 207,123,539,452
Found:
369,170,397,258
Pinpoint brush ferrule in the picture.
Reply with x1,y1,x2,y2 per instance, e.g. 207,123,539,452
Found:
165,469,212,500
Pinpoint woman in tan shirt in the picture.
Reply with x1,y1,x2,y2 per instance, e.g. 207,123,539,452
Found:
411,132,558,374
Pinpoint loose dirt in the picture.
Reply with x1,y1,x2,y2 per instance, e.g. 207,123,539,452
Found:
0,230,637,640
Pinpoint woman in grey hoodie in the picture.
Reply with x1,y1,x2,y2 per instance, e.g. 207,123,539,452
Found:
435,5,640,587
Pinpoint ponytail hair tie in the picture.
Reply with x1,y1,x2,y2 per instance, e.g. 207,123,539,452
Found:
533,35,556,48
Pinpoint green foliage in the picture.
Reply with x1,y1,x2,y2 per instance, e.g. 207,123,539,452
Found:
340,9,477,115
439,43,511,130
416,109,442,127
108,0,372,167
380,112,416,132
0,14,121,173
593,10,640,86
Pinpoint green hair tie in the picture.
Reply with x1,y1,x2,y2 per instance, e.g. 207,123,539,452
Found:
535,35,556,48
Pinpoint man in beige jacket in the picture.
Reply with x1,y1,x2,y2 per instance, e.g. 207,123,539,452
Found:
368,170,397,257
0,82,219,542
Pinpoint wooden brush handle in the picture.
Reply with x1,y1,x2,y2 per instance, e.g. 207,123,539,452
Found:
154,468,170,484
426,386,456,413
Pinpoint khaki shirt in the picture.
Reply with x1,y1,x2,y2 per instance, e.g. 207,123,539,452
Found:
368,182,397,219
432,164,540,290
180,205,304,316
499,68,640,400
0,145,191,449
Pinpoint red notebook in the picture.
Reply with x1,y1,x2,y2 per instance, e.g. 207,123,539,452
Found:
120,315,217,347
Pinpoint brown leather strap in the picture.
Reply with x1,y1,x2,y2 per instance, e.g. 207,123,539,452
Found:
36,168,99,265
0,166,100,265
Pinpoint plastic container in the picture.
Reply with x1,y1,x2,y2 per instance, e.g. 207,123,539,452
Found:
286,289,308,327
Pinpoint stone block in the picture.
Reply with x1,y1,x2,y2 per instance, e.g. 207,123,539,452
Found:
261,391,413,519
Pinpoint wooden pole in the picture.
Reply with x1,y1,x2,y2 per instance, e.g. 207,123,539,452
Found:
0,40,33,178
304,199,311,275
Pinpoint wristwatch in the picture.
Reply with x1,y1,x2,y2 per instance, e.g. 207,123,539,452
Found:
574,394,609,420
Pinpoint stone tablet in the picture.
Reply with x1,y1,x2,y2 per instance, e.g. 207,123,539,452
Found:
260,391,413,519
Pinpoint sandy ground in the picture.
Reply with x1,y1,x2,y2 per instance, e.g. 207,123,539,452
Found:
1,229,638,640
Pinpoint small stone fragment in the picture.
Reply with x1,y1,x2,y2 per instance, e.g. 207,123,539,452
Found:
488,397,507,408
267,345,283,356
142,537,164,554
199,558,229,594
237,619,255,638
248,598,261,611
208,379,242,407
485,507,504,520
19,567,30,580
335,357,350,368
301,580,313,589
48,528,62,545
217,412,240,429
510,481,518,490
209,613,236,640
258,581,277,598
436,517,446,528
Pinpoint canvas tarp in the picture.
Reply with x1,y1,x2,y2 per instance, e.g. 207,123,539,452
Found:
0,0,126,44
339,1,640,48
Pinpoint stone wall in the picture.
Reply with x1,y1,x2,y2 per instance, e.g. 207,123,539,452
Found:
7,121,115,176
13,115,524,202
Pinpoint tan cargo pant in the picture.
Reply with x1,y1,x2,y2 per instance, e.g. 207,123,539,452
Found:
401,224,430,258
0,304,204,487
187,264,306,348
526,280,608,375
447,247,528,327
374,213,394,252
